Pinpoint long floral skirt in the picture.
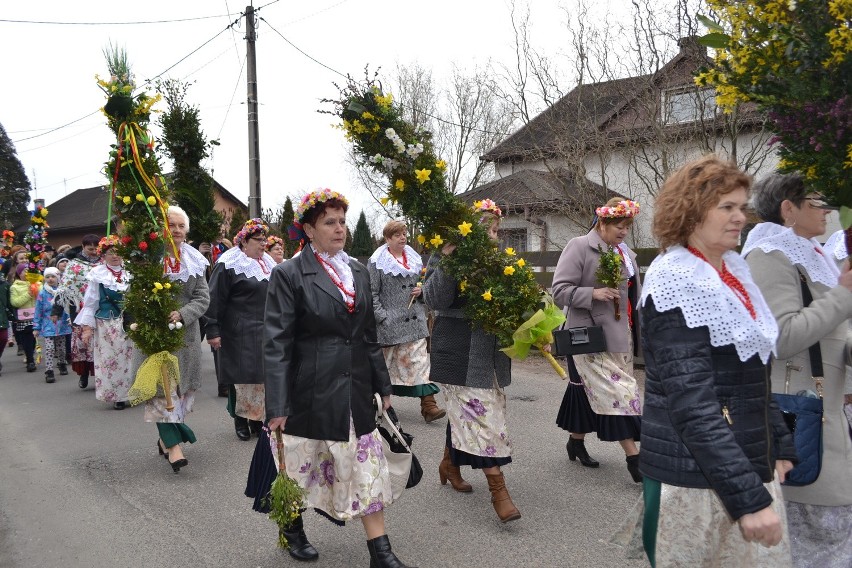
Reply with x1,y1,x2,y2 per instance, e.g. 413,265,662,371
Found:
93,318,133,403
786,501,852,568
615,478,792,567
382,338,439,398
571,343,641,416
278,420,393,522
441,380,511,464
70,324,94,375
144,389,196,423
234,384,265,421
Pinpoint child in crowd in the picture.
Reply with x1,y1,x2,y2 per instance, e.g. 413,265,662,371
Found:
33,267,71,383
9,263,39,372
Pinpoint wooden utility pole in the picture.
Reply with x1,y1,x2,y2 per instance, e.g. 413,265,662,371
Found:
245,4,261,218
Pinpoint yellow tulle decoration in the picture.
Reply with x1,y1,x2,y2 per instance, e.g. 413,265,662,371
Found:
127,351,180,406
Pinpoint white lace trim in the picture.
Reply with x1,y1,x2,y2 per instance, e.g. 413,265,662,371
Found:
616,243,635,278
743,226,840,288
166,243,210,282
216,246,276,281
741,222,786,256
313,245,355,302
368,244,423,277
824,229,847,261
87,263,131,292
640,245,778,363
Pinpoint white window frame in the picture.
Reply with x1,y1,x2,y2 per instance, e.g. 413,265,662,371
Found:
662,87,717,124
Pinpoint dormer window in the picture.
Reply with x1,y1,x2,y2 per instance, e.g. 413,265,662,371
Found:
663,87,716,124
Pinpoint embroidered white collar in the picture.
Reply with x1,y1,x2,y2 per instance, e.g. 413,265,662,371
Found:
640,245,778,363
369,244,423,277
87,263,131,292
741,222,786,257
166,242,210,282
743,226,839,288
216,246,276,281
616,243,635,278
823,229,847,262
312,245,355,301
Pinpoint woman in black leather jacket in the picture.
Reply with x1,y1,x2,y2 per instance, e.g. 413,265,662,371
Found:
635,156,797,567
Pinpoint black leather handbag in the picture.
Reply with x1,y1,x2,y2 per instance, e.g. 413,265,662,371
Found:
552,287,608,356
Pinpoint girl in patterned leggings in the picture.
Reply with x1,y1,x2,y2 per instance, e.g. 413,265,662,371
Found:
33,268,71,383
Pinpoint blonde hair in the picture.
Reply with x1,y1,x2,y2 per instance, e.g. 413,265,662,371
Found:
382,220,406,240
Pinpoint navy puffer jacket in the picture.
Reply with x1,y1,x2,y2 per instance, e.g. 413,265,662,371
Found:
639,296,797,520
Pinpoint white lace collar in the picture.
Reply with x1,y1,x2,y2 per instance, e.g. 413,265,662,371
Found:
88,263,131,292
216,246,276,281
368,244,422,277
823,230,847,261
312,245,355,302
743,226,839,288
741,222,786,256
616,243,635,278
166,242,210,282
640,245,778,363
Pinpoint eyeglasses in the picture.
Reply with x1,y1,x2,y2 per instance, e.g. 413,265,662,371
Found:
249,237,268,243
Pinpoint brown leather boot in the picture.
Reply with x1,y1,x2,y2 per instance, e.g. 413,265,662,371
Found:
420,394,446,423
485,471,521,523
438,447,472,492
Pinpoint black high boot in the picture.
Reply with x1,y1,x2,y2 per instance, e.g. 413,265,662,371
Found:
626,454,642,483
234,416,251,441
566,437,599,468
367,535,415,568
281,514,318,562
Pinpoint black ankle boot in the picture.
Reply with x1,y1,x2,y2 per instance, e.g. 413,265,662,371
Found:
281,514,318,562
566,437,599,468
626,454,642,483
367,535,415,568
248,419,263,437
234,416,251,441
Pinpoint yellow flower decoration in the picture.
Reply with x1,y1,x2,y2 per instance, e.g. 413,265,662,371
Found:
459,279,468,292
135,194,144,202
164,283,172,289
395,179,405,191
380,197,390,205
122,196,132,205
417,235,426,244
504,266,516,276
40,208,49,217
361,111,376,121
153,282,163,290
482,289,493,301
504,247,516,256
516,258,526,268
435,160,447,170
146,196,157,206
415,169,432,184
429,234,444,248
458,221,473,237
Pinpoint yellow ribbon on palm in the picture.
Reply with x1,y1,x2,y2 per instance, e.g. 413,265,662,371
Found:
500,300,567,378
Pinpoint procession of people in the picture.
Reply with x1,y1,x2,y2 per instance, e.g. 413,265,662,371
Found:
3,154,851,567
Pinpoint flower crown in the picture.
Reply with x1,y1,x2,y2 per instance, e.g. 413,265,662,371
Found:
473,199,503,218
294,189,350,226
97,234,121,256
265,235,284,250
234,218,269,247
596,200,640,219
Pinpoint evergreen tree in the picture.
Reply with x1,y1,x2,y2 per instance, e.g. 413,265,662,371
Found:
226,206,248,242
349,211,375,257
157,79,223,245
280,196,295,257
0,122,31,230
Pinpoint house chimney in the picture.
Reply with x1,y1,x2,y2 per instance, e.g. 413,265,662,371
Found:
34,198,45,209
677,36,707,56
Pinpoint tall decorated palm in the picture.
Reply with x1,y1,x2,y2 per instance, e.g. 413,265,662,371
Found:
96,46,184,407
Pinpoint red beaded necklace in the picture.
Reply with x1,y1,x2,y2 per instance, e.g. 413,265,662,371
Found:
392,248,410,270
256,258,270,275
687,246,756,319
105,264,123,283
164,256,181,274
315,252,355,313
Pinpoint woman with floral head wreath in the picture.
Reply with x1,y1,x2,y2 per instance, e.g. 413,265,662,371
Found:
248,188,414,567
266,235,286,264
422,199,522,523
74,236,134,409
205,218,277,441
551,197,643,482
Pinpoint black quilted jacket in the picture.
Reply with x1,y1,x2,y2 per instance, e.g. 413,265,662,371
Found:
639,296,797,520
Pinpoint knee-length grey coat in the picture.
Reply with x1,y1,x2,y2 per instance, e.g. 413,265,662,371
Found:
422,255,511,389
367,256,428,347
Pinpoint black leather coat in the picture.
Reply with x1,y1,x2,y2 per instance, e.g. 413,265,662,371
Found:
639,296,797,521
264,250,392,441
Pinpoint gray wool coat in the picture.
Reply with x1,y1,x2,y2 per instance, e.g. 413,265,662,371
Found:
422,255,511,389
746,248,852,506
367,260,428,347
551,229,641,354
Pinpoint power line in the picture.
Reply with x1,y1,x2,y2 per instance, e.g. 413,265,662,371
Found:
259,17,348,79
0,14,229,25
143,19,241,84
12,110,101,143
216,53,248,140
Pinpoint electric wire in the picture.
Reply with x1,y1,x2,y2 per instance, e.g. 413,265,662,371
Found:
0,14,229,25
143,19,241,85
215,53,248,141
12,110,101,143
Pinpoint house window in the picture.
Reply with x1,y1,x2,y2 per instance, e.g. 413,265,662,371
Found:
498,228,527,252
663,87,716,124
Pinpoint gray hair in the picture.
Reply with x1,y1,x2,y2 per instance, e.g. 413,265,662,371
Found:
167,205,190,231
750,172,807,224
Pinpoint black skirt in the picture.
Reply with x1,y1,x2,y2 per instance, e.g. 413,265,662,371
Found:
555,357,641,442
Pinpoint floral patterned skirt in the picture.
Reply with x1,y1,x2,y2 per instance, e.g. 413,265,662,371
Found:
70,324,94,364
442,380,511,459
571,342,641,416
279,420,393,522
786,501,852,568
144,390,196,423
234,383,265,421
382,338,432,387
93,317,133,403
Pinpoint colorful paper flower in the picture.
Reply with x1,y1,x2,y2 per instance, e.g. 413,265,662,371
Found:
458,221,473,237
435,160,447,170
417,235,426,244
429,234,444,248
516,258,526,268
294,189,350,226
122,196,132,205
595,200,640,219
415,169,432,184
395,179,405,191
482,289,493,301
504,266,516,276
138,241,148,252
146,196,156,206
504,247,516,256
136,194,144,201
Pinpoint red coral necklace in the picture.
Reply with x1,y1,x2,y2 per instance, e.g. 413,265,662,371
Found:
164,256,180,274
392,249,409,269
256,258,270,275
105,264,123,283
687,246,756,319
315,252,355,313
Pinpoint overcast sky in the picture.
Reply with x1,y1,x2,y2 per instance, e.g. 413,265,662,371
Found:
1,0,586,224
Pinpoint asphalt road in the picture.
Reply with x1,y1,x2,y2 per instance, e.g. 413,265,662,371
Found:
0,344,649,568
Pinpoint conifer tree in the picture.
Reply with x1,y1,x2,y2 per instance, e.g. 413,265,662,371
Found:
0,122,31,230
